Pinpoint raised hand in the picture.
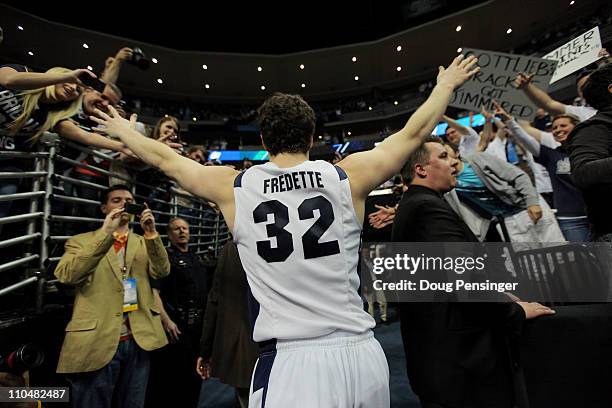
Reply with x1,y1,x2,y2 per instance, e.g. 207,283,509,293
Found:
139,203,157,237
436,54,480,90
480,105,493,121
102,207,126,235
492,100,513,122
115,47,133,62
90,106,135,140
69,68,97,85
513,72,534,89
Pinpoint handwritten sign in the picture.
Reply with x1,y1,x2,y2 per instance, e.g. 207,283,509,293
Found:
543,26,602,84
449,49,557,120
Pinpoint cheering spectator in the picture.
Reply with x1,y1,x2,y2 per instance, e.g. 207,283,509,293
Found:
514,70,596,122
495,101,590,241
442,143,565,243
0,65,92,218
567,62,612,241
441,114,479,157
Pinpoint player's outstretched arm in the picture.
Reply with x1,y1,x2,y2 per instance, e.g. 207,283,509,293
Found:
338,55,479,199
90,106,238,205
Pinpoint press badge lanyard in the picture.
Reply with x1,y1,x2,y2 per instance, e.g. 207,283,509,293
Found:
121,236,139,313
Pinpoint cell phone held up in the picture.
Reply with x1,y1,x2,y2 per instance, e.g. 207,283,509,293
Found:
125,202,145,215
79,72,106,93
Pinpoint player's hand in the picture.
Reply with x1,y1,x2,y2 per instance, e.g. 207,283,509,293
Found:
436,54,480,90
90,105,135,140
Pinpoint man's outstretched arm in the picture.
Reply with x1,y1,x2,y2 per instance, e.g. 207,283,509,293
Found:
338,55,479,199
89,107,238,205
514,72,565,116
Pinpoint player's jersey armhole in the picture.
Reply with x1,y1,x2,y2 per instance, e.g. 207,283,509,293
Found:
333,164,362,229
232,171,245,242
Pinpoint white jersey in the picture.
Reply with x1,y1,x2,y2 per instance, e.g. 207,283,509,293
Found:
233,160,374,342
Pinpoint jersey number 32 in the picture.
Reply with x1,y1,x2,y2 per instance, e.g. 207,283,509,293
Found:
253,195,340,262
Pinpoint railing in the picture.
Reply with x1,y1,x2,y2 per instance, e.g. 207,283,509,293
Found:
0,133,230,311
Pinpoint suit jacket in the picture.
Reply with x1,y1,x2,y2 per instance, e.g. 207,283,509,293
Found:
392,185,525,408
199,242,258,389
54,229,170,373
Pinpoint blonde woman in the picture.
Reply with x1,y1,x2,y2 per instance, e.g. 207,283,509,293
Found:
0,64,130,218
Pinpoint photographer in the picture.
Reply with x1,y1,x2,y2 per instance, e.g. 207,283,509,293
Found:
54,184,170,408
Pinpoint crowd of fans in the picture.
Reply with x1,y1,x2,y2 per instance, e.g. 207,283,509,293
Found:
1,7,612,407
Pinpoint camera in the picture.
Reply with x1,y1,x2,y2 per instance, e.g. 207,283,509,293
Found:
125,202,146,215
0,344,45,375
79,72,106,93
127,47,150,70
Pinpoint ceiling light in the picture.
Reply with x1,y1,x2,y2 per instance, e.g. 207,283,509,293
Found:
347,131,352,136
260,85,266,90
205,84,210,89
192,117,197,122
506,28,513,34
354,76,359,81
152,58,158,64
457,47,463,53
202,64,208,70
164,114,168,118
82,43,89,49
17,25,24,31
570,0,575,4
396,66,402,72
318,136,323,139
87,65,93,71
368,106,372,111
299,64,305,69
301,83,306,88
27,51,34,56
396,45,402,52
394,101,399,105
352,57,357,62
257,66,263,72
456,25,462,32
157,78,163,84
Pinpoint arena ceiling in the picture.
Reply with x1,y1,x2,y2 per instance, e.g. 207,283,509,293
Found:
0,0,607,103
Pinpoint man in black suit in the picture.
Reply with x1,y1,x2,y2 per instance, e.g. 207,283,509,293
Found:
392,137,555,408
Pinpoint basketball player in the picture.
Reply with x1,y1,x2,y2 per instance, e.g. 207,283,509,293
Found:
90,54,479,407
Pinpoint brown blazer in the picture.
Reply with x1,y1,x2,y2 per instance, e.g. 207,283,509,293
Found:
199,241,258,389
54,229,170,373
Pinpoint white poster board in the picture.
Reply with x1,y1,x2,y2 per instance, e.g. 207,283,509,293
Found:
449,49,557,120
543,26,602,84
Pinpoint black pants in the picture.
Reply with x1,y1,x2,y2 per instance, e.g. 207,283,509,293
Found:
145,329,202,408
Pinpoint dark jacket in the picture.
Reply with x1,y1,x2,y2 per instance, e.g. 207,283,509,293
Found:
567,107,612,235
199,242,258,389
392,185,525,408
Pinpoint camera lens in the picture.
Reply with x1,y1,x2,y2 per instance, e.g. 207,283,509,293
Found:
129,47,150,71
0,344,45,375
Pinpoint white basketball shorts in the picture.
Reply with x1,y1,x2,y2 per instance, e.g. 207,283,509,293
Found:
249,329,390,408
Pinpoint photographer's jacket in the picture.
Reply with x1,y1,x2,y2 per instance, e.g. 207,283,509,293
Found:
54,229,170,373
